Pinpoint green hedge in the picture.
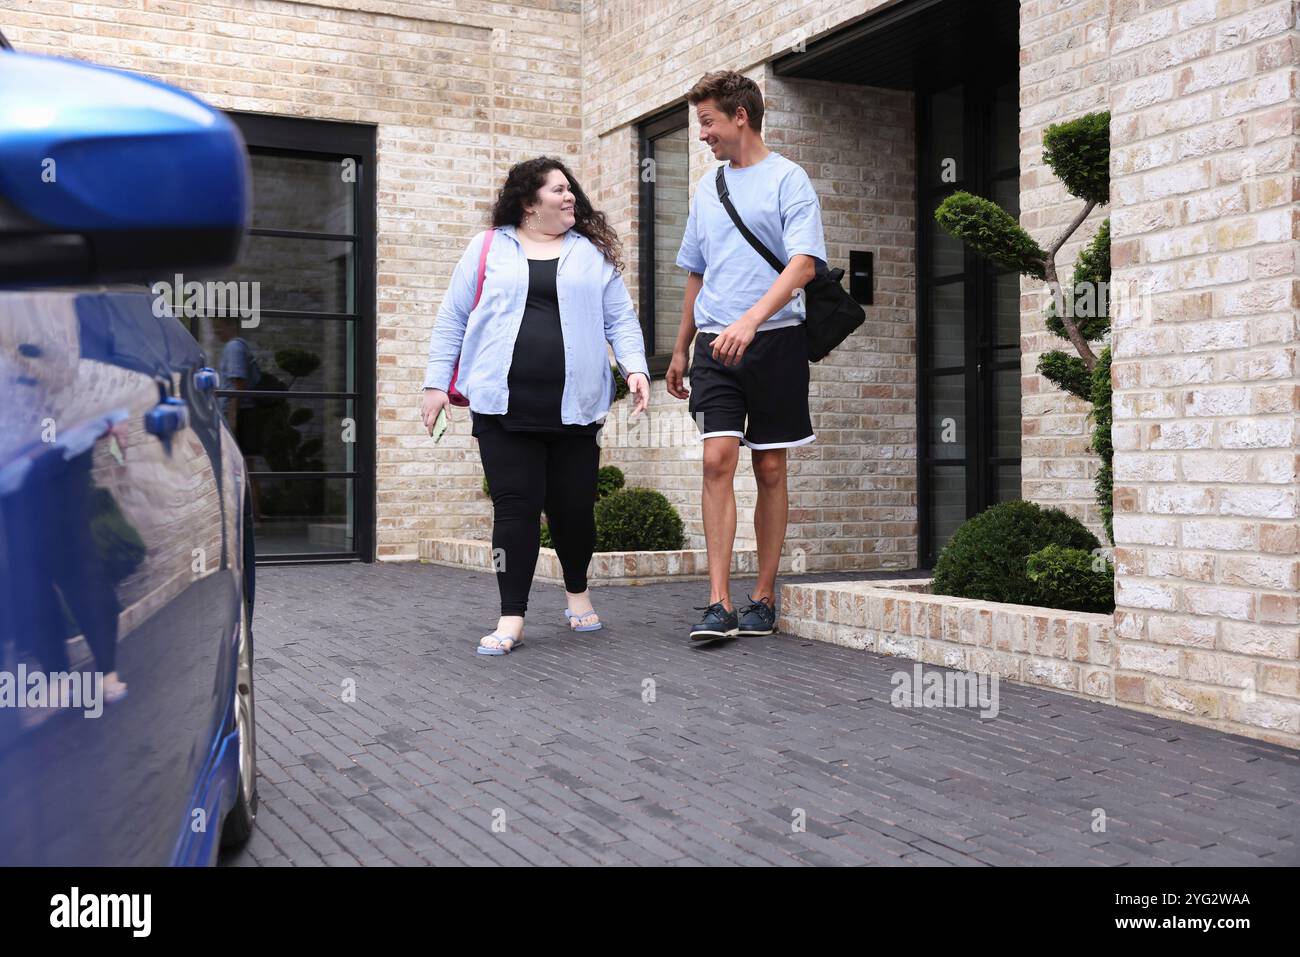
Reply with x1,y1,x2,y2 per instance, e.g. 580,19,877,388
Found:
594,488,684,552
931,500,1102,607
1025,544,1115,614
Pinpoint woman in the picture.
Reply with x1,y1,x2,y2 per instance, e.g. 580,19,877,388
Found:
422,157,650,656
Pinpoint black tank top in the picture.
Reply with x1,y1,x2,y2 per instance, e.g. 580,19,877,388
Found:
472,257,601,436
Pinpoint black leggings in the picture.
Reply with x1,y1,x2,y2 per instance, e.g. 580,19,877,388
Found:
475,416,600,616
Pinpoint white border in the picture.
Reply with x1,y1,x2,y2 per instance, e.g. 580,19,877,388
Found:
698,430,745,440
742,433,817,450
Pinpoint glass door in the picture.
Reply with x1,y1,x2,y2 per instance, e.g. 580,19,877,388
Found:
917,75,1021,567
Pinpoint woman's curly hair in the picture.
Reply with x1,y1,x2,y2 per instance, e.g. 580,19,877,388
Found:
490,157,624,272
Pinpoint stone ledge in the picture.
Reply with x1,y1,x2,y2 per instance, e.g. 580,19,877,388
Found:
780,574,1118,702
777,577,1300,749
779,579,1114,701
419,537,759,585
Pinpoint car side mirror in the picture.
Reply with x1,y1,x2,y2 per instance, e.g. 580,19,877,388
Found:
0,52,249,284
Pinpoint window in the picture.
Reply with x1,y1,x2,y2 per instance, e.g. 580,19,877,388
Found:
194,114,377,563
638,105,691,375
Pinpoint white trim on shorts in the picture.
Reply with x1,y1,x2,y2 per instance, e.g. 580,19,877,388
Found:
741,433,817,450
699,430,746,440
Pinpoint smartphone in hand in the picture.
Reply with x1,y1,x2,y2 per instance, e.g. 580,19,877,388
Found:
429,408,448,443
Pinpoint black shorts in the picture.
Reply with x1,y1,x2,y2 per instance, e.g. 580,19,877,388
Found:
687,323,816,450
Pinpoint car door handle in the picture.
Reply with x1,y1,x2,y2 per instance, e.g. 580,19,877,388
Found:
145,397,189,438
194,367,219,392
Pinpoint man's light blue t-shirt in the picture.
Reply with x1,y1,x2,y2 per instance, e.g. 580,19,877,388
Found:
219,337,261,412
675,151,827,334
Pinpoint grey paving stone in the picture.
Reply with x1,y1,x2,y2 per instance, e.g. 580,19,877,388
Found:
220,562,1300,867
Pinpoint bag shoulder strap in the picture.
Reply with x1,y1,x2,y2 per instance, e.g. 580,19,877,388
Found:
715,166,785,275
472,228,495,308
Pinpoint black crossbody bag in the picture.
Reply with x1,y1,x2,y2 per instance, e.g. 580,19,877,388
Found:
714,165,865,362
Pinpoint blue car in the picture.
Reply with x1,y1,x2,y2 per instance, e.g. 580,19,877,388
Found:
0,39,258,864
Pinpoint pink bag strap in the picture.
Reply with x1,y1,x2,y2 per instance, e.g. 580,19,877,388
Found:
471,228,495,309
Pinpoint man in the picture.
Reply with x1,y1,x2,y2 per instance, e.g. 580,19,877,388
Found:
666,70,826,642
213,316,263,430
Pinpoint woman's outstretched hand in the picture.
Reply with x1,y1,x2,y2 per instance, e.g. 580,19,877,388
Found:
626,373,650,417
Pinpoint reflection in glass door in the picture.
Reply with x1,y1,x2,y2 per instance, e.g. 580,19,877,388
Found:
194,115,376,562
918,75,1021,567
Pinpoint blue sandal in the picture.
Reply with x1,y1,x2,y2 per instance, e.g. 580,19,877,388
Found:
564,608,603,632
477,632,523,656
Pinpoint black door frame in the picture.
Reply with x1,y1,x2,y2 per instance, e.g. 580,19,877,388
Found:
224,112,378,564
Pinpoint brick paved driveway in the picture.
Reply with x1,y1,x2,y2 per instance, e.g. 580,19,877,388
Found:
221,562,1300,866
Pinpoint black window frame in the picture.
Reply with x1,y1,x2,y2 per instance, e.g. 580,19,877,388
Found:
637,103,691,378
220,112,378,565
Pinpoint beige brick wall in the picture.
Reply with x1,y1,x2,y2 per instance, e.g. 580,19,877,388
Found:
765,72,918,571
1107,0,1300,747
8,0,585,559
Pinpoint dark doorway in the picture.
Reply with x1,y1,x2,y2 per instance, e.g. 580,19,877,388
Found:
916,75,1022,567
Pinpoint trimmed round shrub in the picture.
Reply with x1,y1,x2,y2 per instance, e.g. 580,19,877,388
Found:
1041,110,1110,206
930,500,1101,606
934,191,1047,280
540,520,552,548
596,465,625,499
1025,544,1115,614
594,488,684,552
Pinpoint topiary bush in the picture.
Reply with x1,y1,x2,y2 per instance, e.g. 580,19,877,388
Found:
594,488,685,552
933,192,1047,279
930,500,1101,606
936,111,1114,545
597,465,625,499
1025,543,1115,614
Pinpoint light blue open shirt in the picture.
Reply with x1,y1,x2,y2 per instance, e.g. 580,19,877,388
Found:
423,225,649,425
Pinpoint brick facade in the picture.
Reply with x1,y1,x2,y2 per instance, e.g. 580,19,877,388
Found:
1106,0,1300,745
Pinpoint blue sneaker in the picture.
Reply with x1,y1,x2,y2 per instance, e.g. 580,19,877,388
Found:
737,593,777,636
689,601,738,641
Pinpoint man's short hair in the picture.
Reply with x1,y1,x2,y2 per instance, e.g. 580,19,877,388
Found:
686,71,764,134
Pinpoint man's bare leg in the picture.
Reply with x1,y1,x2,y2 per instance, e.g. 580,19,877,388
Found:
750,448,788,605
701,436,740,610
